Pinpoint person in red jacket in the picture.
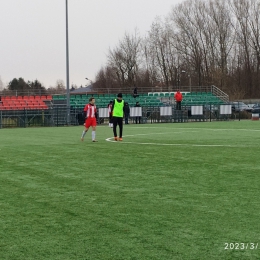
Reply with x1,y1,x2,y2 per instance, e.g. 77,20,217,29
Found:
174,90,183,110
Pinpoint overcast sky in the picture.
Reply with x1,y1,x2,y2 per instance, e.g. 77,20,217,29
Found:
0,0,185,88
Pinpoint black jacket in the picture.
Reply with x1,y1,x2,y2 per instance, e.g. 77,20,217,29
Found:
124,104,130,115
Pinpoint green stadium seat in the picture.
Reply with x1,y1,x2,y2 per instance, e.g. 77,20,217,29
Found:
75,96,82,100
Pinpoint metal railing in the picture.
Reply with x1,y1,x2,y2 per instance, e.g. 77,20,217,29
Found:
0,106,79,128
211,85,229,102
0,103,251,129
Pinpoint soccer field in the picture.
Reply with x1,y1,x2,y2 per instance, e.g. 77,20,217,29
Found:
0,121,259,260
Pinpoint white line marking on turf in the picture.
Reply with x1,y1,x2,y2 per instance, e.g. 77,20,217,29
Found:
106,138,234,147
105,136,237,147
128,127,260,132
116,131,199,137
106,127,259,147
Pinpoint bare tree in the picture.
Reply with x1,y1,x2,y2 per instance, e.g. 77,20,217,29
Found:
107,30,142,90
94,0,260,98
170,0,206,86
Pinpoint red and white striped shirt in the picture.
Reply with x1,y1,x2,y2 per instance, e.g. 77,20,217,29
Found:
84,103,97,118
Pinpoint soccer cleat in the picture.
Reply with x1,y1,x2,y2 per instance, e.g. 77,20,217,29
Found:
81,137,84,142
92,140,98,142
114,137,118,141
119,138,123,141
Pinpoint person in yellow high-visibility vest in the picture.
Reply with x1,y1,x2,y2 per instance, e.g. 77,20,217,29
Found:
111,93,126,141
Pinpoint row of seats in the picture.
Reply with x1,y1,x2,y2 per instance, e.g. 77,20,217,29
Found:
63,92,222,109
0,92,224,110
0,96,50,110
1,95,52,101
147,92,214,97
53,92,215,99
0,105,48,110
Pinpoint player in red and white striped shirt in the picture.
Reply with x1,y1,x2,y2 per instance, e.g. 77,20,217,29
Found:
81,97,98,142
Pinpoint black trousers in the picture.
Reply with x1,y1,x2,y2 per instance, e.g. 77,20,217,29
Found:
135,117,141,124
176,101,182,110
125,114,129,124
113,117,123,138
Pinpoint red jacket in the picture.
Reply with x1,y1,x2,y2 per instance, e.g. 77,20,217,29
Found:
174,91,183,102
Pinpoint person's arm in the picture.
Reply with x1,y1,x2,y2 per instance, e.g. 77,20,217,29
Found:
83,104,88,118
111,100,115,113
95,106,98,119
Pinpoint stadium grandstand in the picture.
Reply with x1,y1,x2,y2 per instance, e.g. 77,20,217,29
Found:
52,85,228,108
0,85,231,128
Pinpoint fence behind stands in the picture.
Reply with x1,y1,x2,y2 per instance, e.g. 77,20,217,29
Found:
0,103,250,129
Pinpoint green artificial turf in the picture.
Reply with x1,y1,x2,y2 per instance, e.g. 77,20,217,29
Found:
0,121,259,260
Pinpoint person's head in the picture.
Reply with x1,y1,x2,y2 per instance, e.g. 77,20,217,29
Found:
117,93,123,100
125,102,128,106
109,100,113,105
89,97,95,104
136,101,139,105
177,89,181,93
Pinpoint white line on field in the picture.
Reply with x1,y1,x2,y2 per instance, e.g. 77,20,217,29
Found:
105,127,257,147
105,136,238,147
128,127,260,132
106,138,236,147
116,131,199,137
